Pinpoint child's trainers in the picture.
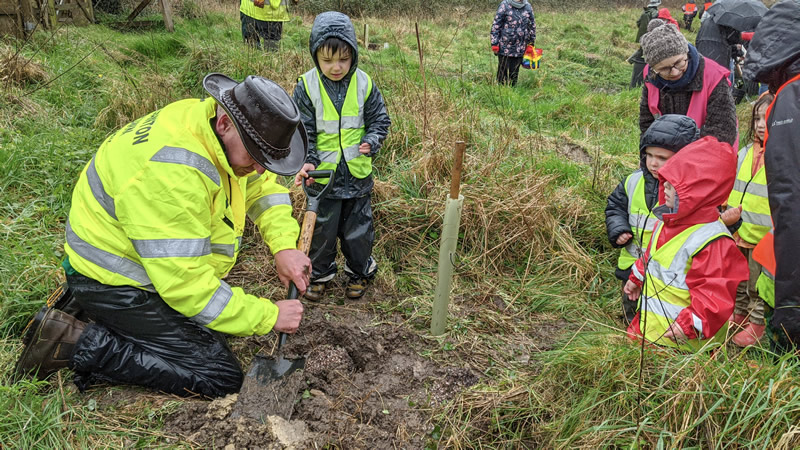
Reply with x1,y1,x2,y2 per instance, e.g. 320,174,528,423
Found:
345,278,370,299
304,282,327,302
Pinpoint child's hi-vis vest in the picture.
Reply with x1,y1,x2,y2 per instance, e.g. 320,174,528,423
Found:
632,220,731,352
618,170,660,270
300,68,373,185
727,143,771,244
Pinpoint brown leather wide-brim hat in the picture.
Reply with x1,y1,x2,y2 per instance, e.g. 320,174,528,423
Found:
203,73,307,176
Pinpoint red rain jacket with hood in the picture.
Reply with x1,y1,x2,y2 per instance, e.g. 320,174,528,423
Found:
628,136,748,341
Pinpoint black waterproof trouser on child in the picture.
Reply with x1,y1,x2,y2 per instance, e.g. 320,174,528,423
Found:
240,12,282,51
308,194,377,282
67,273,243,398
497,55,524,86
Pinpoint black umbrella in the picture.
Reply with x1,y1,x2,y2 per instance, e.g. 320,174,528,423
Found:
706,0,768,32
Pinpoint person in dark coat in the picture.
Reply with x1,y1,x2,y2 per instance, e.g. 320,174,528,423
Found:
638,22,737,148
695,15,743,86
742,0,800,353
490,0,536,86
628,0,661,88
292,12,391,300
606,114,700,324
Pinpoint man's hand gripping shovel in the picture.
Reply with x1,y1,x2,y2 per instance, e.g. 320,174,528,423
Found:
245,170,334,384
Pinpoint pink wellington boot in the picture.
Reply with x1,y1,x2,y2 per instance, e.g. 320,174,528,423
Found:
730,313,749,326
732,322,766,347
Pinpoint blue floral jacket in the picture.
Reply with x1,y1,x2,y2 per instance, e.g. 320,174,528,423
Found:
490,0,536,57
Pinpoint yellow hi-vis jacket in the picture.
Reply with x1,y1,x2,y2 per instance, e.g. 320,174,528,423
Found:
240,0,289,22
727,143,771,244
65,98,299,337
632,220,731,351
299,67,373,184
617,170,660,270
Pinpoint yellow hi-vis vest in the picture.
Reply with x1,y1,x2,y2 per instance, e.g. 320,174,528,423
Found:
617,170,660,270
727,143,771,244
632,220,731,351
300,67,373,184
240,0,289,22
65,98,300,337
756,228,775,308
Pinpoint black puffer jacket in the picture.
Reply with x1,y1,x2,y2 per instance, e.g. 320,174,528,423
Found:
743,0,800,350
292,12,392,199
606,114,700,279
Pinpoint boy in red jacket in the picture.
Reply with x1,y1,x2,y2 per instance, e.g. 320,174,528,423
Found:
624,136,748,351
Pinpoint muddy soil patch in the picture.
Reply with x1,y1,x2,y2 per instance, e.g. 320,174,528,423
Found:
164,305,480,448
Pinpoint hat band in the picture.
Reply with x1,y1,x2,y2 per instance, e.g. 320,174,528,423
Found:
221,90,292,160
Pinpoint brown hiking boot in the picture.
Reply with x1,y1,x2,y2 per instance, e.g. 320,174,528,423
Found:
345,278,370,299
14,306,87,381
304,282,327,302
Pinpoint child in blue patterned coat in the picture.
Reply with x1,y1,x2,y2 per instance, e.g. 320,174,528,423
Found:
490,0,536,86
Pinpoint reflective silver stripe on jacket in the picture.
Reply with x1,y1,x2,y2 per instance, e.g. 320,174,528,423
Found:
246,193,292,221
150,146,220,186
741,210,772,228
732,179,768,198
65,219,153,288
191,280,233,325
131,237,211,258
86,156,117,220
625,241,644,259
762,266,775,280
628,213,658,232
210,237,242,258
625,170,644,213
632,261,645,281
343,144,362,162
318,150,338,164
646,221,729,290
736,144,750,172
640,295,705,336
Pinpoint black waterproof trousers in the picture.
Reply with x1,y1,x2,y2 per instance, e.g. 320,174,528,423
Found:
240,12,282,51
308,194,377,282
497,55,523,86
67,273,243,398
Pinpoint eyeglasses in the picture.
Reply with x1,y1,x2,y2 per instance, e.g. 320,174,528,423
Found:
652,56,688,76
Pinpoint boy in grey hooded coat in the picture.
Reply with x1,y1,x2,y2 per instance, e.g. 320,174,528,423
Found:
293,11,391,300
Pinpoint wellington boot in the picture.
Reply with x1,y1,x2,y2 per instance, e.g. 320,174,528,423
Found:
304,282,327,302
730,313,749,326
732,322,766,347
14,307,87,381
345,278,370,299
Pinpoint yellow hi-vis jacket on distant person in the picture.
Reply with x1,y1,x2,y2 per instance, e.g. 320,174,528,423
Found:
299,67,373,184
617,170,660,271
64,98,299,337
726,143,771,244
632,220,731,351
240,0,289,22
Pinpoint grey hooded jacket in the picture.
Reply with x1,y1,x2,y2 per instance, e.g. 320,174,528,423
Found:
292,11,391,199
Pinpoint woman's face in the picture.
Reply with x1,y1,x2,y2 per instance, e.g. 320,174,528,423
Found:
652,53,689,81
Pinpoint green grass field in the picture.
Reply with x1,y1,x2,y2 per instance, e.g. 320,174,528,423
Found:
2,1,799,447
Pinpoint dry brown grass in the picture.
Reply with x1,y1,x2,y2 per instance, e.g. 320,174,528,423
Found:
0,44,48,87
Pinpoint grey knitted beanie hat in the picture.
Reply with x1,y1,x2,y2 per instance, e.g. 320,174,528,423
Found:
641,23,689,66
646,18,667,33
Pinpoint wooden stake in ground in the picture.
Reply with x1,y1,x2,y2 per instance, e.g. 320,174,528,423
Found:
431,141,466,336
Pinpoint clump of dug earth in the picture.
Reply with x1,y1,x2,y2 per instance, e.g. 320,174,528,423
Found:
164,305,479,448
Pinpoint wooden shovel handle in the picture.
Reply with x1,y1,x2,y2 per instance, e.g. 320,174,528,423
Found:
297,210,318,256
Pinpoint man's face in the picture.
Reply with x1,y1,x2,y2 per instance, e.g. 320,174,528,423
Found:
216,109,266,177
317,46,352,81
